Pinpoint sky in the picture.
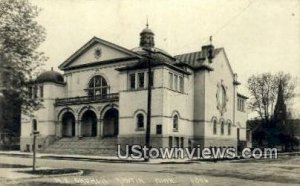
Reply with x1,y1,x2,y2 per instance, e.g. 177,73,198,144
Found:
31,0,300,117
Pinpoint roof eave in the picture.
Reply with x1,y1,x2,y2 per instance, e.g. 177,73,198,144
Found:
194,64,214,72
237,93,249,99
116,62,191,75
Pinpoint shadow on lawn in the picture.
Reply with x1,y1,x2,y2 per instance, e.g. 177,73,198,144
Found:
0,163,31,168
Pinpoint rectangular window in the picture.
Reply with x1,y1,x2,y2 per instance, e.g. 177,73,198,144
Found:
174,75,178,91
242,100,245,111
240,100,243,111
240,99,243,111
188,139,192,150
179,76,184,92
148,71,154,87
169,72,173,89
39,86,43,98
168,136,173,148
129,74,136,89
138,72,144,88
156,124,162,135
175,137,180,147
240,100,242,111
180,137,184,148
237,98,245,112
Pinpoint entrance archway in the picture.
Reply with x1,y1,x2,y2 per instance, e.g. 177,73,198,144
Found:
103,108,119,137
62,112,75,137
81,110,97,137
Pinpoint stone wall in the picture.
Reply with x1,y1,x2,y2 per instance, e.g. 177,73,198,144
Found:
20,135,56,152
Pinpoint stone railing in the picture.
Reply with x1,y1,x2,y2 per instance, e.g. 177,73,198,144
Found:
55,93,119,106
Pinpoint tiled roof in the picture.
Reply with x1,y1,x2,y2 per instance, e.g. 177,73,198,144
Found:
116,51,191,75
174,48,223,68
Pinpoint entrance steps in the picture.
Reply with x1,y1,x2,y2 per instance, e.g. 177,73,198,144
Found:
42,137,118,156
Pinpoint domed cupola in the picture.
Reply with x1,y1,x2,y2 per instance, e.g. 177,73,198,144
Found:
139,23,155,48
36,68,64,84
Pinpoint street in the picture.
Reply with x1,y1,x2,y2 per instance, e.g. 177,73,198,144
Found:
0,155,299,185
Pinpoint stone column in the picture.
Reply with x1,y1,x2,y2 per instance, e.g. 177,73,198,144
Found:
97,119,103,138
76,120,81,137
75,120,78,137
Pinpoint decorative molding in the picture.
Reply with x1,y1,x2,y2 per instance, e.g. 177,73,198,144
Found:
216,80,228,115
94,47,102,59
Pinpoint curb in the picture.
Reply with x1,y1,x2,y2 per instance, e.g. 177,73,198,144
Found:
7,168,84,181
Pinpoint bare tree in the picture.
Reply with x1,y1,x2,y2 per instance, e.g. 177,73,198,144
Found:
247,72,295,123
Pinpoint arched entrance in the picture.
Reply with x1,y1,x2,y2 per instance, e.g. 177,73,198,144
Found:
62,112,75,137
81,110,97,137
103,108,119,137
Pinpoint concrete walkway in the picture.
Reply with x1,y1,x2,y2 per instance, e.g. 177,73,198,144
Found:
0,151,192,164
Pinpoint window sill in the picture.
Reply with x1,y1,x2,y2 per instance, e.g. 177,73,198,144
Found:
165,87,186,95
128,87,154,91
135,128,145,131
173,129,178,132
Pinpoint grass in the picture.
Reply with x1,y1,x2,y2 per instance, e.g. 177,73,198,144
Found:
18,169,80,175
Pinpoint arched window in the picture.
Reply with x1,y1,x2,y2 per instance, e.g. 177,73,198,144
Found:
173,114,178,131
32,119,37,131
221,121,224,135
86,75,109,96
227,121,231,135
136,113,144,129
213,120,217,135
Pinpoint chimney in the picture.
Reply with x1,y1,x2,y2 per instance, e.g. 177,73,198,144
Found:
201,44,215,62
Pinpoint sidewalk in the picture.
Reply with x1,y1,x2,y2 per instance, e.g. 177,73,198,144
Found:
0,151,192,164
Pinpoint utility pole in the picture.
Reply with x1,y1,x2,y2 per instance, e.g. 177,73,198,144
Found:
31,118,39,172
32,133,37,172
143,47,154,162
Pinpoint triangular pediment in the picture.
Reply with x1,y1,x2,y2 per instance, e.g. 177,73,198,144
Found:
59,37,141,70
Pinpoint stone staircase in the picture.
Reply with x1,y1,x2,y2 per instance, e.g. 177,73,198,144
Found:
42,137,118,156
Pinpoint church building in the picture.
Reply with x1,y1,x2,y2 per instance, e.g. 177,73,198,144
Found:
20,25,250,155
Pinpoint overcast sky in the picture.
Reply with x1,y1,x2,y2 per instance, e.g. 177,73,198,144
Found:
32,0,300,116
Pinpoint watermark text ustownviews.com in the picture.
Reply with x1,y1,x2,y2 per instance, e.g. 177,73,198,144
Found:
117,145,278,160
